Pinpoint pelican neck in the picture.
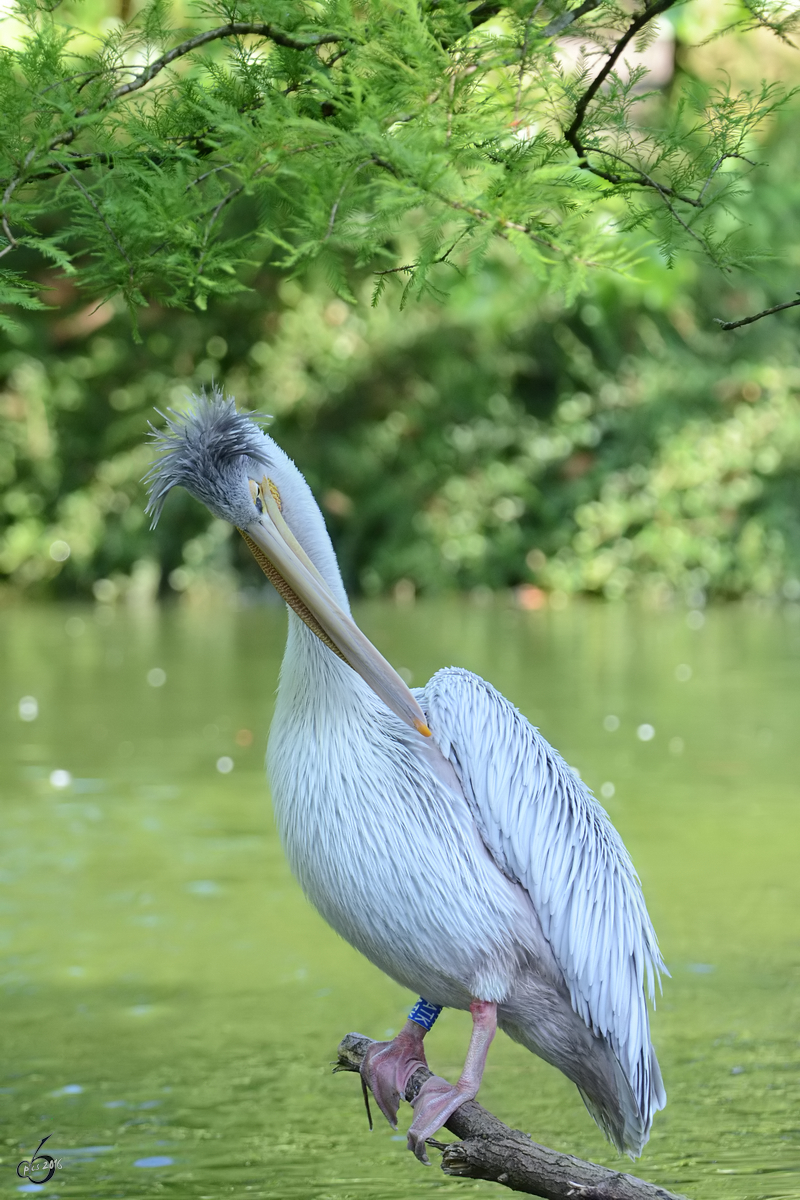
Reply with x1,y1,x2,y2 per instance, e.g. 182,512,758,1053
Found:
278,608,379,722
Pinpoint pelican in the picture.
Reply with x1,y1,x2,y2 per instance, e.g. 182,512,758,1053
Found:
145,390,666,1163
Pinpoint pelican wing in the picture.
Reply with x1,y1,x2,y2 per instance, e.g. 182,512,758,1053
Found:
422,667,666,1126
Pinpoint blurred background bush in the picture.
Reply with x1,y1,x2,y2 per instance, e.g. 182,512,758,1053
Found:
2,3,800,610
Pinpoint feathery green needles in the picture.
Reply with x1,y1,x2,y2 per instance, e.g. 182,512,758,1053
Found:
1,0,798,327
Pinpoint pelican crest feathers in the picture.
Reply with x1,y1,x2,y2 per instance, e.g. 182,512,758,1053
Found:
144,389,272,527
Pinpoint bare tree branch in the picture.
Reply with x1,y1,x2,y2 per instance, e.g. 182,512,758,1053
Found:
715,292,800,330
336,1033,687,1200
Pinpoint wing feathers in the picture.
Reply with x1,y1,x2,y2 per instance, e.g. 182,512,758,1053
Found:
422,667,666,1139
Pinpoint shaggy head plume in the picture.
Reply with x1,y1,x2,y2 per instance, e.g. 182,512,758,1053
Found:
144,389,271,528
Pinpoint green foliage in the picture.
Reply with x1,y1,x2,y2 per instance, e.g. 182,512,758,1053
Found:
3,0,800,606
1,0,799,322
3,201,800,605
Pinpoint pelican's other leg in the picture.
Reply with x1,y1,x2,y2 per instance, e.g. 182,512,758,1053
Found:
361,999,441,1128
406,999,497,1164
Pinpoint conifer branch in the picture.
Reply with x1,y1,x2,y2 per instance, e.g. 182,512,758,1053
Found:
0,21,347,197
696,152,757,202
563,0,683,194
541,0,603,38
56,163,134,284
575,148,703,208
102,21,347,107
0,0,795,319
465,1,506,29
1,148,38,261
425,189,610,271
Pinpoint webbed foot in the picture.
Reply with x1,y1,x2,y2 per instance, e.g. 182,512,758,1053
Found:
360,1019,429,1128
407,1074,478,1163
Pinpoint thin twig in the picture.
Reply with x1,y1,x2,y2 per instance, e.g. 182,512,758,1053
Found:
323,46,352,68
584,147,702,207
195,182,245,275
322,160,372,242
37,68,107,96
205,184,244,230
375,230,470,277
513,2,544,127
323,178,350,242
573,149,742,263
56,163,134,283
654,189,714,256
541,0,603,39
581,145,757,216
715,292,800,331
369,149,609,269
696,151,756,204
428,191,606,267
446,68,457,143
146,139,335,262
1,148,39,261
564,0,680,164
0,215,18,261
186,162,238,190
103,22,346,107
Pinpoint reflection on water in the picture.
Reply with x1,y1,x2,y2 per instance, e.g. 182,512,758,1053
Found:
1,598,798,1199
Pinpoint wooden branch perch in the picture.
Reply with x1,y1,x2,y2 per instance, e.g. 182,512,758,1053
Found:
336,1033,686,1200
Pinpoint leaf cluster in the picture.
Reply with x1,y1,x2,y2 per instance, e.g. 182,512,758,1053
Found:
1,0,797,321
4,177,800,607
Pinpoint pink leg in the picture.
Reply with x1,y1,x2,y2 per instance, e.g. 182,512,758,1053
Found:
361,1018,430,1129
407,1000,497,1164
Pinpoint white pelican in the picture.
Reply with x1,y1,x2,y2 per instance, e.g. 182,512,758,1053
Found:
145,391,666,1163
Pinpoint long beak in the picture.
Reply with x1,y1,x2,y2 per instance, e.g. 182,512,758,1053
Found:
239,510,432,739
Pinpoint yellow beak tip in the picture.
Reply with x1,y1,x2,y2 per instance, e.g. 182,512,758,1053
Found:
414,720,433,738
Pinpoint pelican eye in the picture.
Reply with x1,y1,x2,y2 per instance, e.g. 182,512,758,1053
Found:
249,479,264,515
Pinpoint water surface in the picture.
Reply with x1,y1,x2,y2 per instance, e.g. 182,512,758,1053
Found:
1,598,798,1198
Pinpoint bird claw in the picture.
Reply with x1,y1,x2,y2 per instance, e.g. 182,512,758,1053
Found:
407,1075,475,1164
360,1026,429,1130
360,1072,374,1130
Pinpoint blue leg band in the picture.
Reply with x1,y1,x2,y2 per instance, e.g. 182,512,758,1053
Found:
408,997,443,1031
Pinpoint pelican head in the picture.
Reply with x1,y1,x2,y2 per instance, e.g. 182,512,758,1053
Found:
144,389,431,739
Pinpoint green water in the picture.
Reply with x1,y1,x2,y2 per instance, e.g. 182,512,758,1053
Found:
1,598,798,1200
